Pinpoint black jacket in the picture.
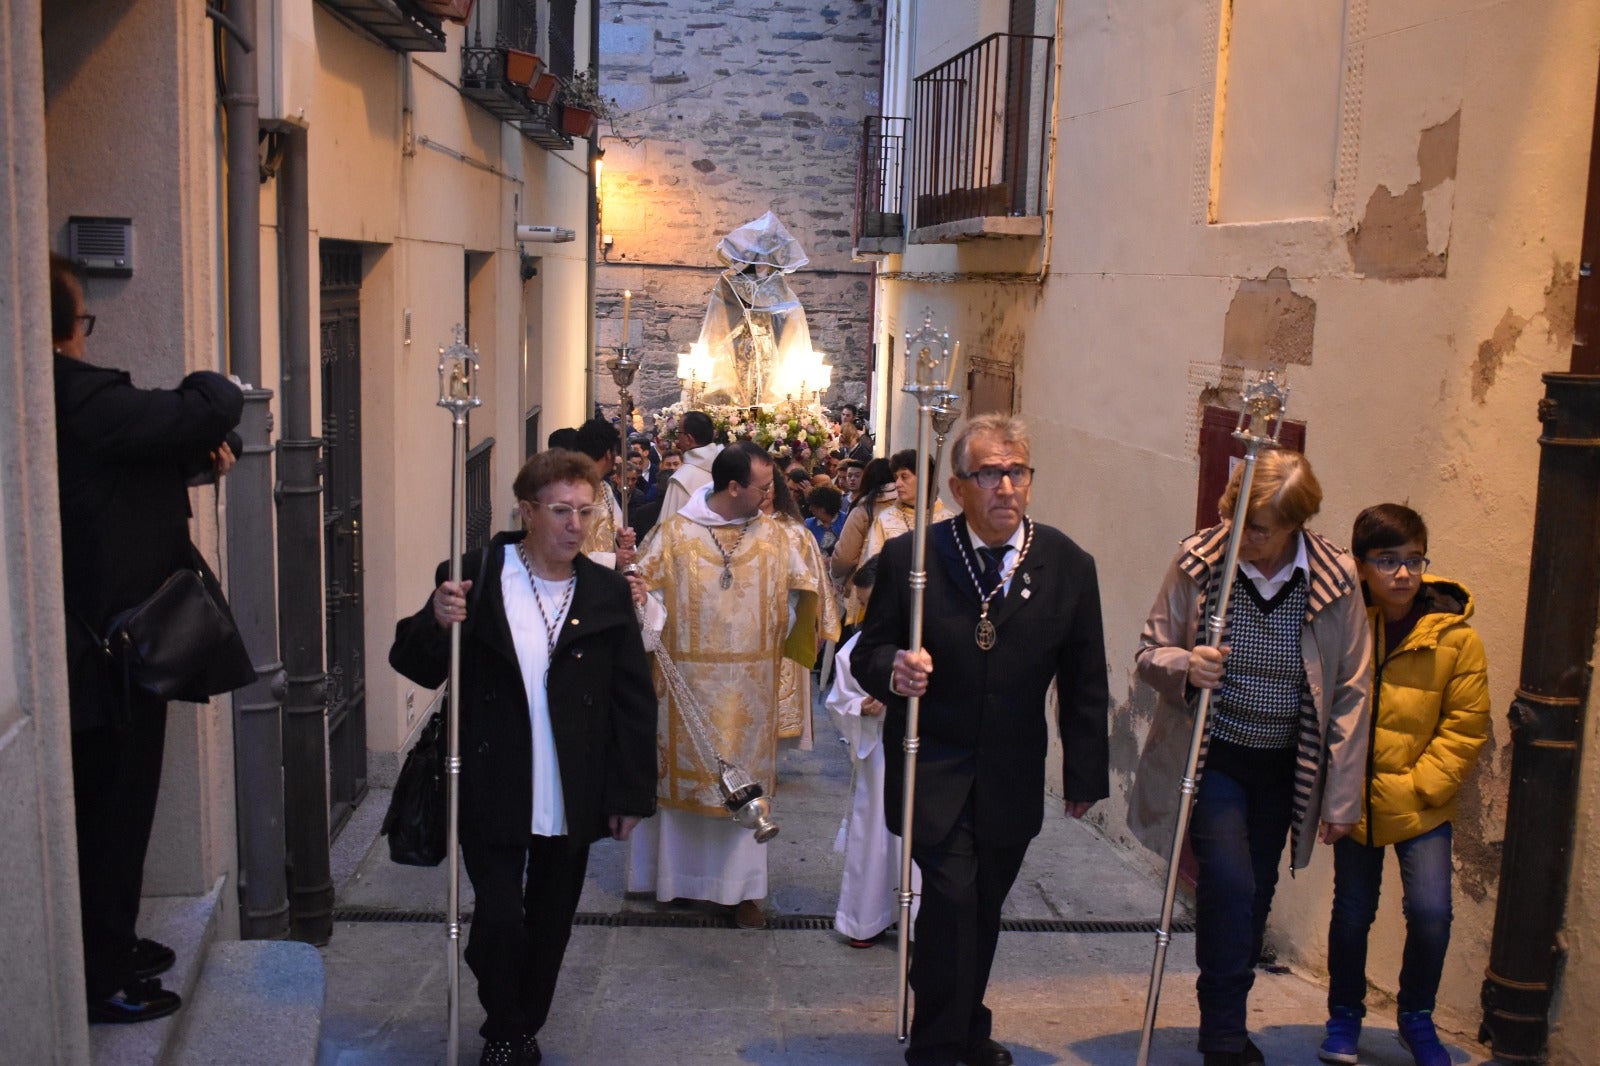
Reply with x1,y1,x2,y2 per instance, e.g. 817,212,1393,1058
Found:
855,516,1110,849
54,354,244,730
388,533,658,848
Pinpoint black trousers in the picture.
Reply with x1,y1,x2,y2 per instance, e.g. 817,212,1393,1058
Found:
462,832,592,1041
72,698,169,999
905,795,1030,1066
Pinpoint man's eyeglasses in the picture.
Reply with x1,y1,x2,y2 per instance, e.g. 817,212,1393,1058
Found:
533,502,601,523
76,313,96,337
956,465,1034,490
1365,555,1429,575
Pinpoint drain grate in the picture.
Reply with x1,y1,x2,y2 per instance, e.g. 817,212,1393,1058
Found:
331,907,1193,934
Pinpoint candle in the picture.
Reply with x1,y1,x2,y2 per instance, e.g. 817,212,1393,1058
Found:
944,339,963,391
621,289,631,345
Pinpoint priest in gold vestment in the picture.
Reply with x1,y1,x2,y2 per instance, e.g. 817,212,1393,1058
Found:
628,442,826,929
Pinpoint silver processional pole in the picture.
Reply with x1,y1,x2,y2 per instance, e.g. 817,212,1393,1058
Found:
437,328,482,1066
608,343,639,538
1135,372,1289,1066
894,310,965,1043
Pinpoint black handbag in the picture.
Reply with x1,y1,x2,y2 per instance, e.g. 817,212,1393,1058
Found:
382,703,448,866
102,544,256,704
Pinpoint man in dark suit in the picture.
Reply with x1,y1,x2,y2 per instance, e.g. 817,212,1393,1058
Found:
855,413,1110,1066
390,450,657,1066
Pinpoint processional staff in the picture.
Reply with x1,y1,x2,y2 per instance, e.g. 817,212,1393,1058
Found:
436,327,482,1066
607,312,639,537
1135,373,1290,1066
894,310,965,1043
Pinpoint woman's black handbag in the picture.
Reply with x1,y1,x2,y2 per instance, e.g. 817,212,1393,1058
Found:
103,545,256,704
382,705,448,866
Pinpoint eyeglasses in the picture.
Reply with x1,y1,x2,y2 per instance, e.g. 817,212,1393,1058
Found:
76,313,96,337
533,502,601,523
1365,555,1429,575
956,465,1034,490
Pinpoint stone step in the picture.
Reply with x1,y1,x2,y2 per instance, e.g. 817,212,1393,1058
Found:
168,940,324,1065
90,879,224,1066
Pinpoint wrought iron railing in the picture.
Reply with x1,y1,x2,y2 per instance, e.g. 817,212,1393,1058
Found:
854,116,908,245
465,437,495,552
909,33,1053,231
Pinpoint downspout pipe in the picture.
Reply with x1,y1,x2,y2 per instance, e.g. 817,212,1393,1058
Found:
1479,52,1600,1062
221,0,292,942
585,0,600,418
276,124,335,945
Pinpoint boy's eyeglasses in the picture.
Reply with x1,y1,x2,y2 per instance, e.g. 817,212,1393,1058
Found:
1364,555,1429,575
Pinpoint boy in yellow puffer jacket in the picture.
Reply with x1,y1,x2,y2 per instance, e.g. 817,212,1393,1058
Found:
1318,504,1489,1066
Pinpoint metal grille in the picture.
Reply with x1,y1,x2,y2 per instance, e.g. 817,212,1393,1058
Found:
464,437,495,552
331,908,1194,934
854,116,908,245
910,33,1054,230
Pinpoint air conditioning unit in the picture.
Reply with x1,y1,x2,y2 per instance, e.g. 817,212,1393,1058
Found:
516,225,577,243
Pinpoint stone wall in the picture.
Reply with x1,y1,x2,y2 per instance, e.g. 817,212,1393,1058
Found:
593,0,883,427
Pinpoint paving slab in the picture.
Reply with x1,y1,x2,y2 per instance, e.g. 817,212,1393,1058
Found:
319,697,1492,1064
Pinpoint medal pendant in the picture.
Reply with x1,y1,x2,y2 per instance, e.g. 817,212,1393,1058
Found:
720,568,733,590
975,618,997,651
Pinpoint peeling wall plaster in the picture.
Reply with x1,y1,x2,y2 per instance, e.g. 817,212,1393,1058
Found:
1221,266,1316,367
1348,110,1460,278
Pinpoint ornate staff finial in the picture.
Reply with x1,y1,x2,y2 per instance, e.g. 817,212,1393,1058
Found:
437,325,483,416
1233,370,1290,447
903,307,954,393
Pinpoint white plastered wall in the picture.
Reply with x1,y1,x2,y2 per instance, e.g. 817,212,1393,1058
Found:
878,0,1600,1037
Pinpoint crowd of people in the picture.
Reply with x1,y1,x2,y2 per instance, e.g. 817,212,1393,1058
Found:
52,274,1487,1066
380,396,1490,1066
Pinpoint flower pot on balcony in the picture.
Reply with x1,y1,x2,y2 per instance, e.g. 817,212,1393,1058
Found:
559,105,597,138
503,48,542,88
528,71,560,104
413,0,475,22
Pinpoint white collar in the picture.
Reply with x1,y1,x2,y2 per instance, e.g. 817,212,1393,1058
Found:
677,483,758,529
1239,529,1309,585
964,518,1026,556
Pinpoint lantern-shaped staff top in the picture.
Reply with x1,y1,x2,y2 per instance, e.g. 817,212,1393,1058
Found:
438,324,483,415
1232,370,1290,447
903,308,963,395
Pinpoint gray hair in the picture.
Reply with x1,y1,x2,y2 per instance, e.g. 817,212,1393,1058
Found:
950,413,1030,475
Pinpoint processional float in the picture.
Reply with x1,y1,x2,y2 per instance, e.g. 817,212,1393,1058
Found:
436,327,482,1066
894,310,965,1043
1135,373,1290,1066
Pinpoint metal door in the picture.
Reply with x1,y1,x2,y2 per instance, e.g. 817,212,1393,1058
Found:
320,242,367,834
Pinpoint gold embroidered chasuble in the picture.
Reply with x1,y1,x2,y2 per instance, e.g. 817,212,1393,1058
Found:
773,513,841,740
637,510,825,815
579,482,623,557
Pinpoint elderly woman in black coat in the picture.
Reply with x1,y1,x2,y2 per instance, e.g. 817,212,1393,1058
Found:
52,254,245,1024
390,449,658,1066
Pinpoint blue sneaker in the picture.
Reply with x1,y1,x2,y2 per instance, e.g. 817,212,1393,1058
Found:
1397,1010,1451,1066
1318,1008,1361,1064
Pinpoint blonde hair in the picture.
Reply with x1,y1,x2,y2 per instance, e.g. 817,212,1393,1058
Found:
1218,450,1322,528
950,414,1030,475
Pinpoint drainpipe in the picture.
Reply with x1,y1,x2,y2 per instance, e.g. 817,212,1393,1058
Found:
1479,53,1600,1062
276,125,335,946
585,0,601,417
221,0,292,942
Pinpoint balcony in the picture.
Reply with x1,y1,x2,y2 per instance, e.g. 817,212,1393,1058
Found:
853,116,908,258
908,33,1053,243
315,0,446,52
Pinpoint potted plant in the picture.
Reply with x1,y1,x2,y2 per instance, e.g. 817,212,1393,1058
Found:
557,68,613,139
528,70,560,105
412,0,475,22
503,47,542,88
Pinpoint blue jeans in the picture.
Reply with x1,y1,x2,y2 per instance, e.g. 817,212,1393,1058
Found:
1327,822,1454,1015
1189,758,1296,1053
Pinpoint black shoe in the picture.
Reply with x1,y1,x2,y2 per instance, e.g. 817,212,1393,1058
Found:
88,978,182,1024
962,1038,1014,1066
1203,1038,1265,1066
479,1037,518,1066
132,937,176,980
521,1033,542,1063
